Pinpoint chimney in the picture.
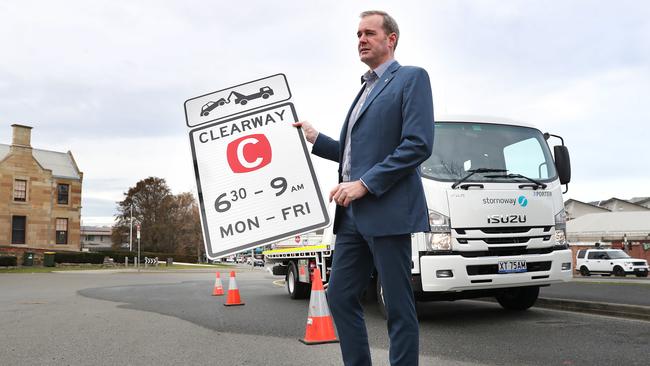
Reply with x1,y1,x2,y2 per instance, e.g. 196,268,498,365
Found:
11,124,32,147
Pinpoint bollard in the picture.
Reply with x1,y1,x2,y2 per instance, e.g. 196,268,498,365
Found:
125,257,128,267
145,257,148,269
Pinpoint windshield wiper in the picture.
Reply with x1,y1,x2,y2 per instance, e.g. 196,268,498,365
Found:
451,168,508,189
484,173,548,189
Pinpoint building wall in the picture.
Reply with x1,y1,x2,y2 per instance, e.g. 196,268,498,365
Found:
0,142,81,251
81,228,113,251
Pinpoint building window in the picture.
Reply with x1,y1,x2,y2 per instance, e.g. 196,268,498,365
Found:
87,235,95,241
56,218,68,244
12,216,26,244
14,179,27,202
57,184,69,205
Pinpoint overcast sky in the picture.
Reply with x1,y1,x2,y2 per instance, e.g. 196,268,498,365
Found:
1,0,649,225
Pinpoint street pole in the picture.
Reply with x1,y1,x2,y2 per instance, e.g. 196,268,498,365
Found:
129,205,133,252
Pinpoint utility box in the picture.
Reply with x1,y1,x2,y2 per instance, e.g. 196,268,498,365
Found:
23,252,34,266
44,252,56,267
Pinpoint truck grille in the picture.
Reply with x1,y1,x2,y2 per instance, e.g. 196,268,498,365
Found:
455,226,552,235
467,261,552,276
454,226,552,247
459,247,553,257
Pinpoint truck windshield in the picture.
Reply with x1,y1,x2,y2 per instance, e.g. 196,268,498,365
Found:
421,122,557,182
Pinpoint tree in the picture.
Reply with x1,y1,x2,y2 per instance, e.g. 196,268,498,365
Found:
112,177,203,259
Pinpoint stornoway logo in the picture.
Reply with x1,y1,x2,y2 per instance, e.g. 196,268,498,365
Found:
518,195,528,207
483,195,529,207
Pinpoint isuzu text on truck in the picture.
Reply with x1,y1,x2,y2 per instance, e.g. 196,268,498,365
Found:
264,116,573,313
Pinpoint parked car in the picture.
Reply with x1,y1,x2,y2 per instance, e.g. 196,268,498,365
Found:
253,259,265,267
576,249,649,277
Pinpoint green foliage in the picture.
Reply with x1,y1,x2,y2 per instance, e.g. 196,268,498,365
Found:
112,177,204,260
0,256,17,266
54,252,105,264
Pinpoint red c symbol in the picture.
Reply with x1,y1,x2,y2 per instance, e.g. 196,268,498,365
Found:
226,134,272,173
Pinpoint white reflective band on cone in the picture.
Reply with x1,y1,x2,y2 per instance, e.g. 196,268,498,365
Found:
307,290,331,317
228,277,238,290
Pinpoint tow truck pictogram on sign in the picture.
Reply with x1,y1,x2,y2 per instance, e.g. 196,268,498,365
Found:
200,87,275,117
185,74,290,127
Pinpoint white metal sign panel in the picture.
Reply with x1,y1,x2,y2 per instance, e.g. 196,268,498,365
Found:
184,74,291,127
190,102,329,259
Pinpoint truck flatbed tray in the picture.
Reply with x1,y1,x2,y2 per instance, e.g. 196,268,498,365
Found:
263,244,332,259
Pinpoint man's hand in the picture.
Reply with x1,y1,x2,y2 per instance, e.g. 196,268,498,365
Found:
292,121,319,144
329,181,369,207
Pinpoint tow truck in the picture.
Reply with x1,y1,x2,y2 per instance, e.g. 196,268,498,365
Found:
199,86,274,117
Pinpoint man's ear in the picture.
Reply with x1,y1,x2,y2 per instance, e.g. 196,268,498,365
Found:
388,33,397,50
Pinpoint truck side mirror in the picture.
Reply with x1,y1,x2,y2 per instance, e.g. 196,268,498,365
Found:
554,145,571,185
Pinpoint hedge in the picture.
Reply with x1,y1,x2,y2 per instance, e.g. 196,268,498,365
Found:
51,250,197,264
54,252,105,264
0,256,17,266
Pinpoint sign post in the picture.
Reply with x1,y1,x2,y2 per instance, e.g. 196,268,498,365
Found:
136,224,141,271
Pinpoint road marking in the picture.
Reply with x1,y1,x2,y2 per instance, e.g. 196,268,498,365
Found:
272,280,285,287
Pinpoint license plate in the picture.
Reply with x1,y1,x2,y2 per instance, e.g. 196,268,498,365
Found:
498,260,527,273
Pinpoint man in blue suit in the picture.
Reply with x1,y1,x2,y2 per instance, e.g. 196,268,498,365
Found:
294,10,433,366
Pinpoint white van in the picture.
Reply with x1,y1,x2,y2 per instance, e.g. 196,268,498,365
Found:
576,249,649,277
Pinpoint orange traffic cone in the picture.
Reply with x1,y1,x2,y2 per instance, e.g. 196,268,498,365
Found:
212,272,224,296
299,267,339,345
223,271,245,306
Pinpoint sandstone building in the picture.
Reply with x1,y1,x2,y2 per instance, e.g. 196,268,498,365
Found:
0,124,82,251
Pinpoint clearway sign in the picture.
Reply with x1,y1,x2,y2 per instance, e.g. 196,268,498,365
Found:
188,101,329,259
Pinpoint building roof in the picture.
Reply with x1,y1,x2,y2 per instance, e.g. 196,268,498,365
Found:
564,199,610,212
0,144,81,180
630,197,650,206
81,226,112,235
567,211,650,236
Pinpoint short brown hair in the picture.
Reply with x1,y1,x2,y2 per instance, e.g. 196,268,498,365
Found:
360,10,400,50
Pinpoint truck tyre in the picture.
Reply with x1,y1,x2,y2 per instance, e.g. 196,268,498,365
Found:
613,266,625,277
262,93,270,99
376,278,387,319
579,266,590,276
496,286,539,311
240,99,248,105
286,262,310,300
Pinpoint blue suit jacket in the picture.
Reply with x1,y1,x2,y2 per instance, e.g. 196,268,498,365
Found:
312,61,434,236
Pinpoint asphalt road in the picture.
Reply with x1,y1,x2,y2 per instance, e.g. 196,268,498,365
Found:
540,276,650,306
1,269,648,366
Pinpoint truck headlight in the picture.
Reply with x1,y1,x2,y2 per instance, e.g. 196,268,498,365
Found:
426,210,451,251
554,209,568,248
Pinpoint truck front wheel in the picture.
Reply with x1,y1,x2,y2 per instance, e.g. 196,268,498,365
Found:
496,286,539,311
286,262,311,299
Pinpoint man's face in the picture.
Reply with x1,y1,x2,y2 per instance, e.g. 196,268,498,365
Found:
357,14,395,69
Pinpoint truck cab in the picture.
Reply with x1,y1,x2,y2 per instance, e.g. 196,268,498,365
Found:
409,116,573,310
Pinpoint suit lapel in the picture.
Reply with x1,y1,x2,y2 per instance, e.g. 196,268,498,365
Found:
354,61,401,125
